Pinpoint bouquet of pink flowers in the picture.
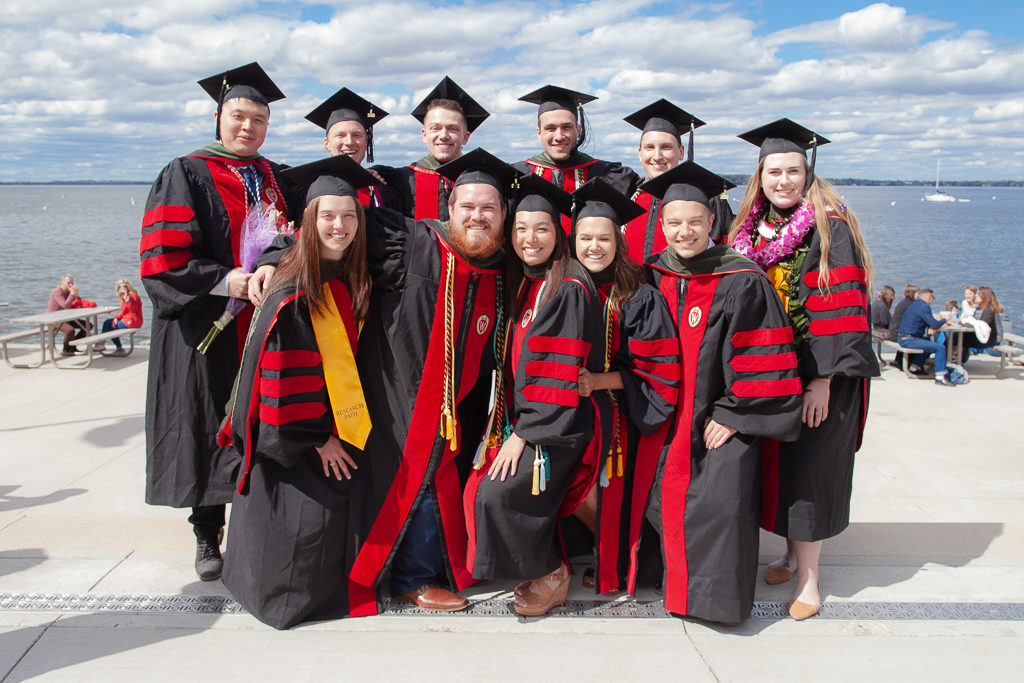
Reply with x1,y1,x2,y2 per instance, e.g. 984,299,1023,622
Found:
196,205,294,354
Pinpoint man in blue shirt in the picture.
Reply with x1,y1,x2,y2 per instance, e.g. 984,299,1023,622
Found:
897,288,955,386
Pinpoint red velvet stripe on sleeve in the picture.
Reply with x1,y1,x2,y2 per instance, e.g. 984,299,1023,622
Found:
142,205,196,228
628,338,679,357
526,335,591,358
633,358,682,381
803,264,866,288
729,351,799,373
809,315,870,336
522,384,580,407
730,326,794,348
258,401,327,426
732,377,803,398
805,289,867,312
632,368,678,404
259,375,326,398
261,349,322,370
525,359,580,382
140,251,193,277
140,229,193,254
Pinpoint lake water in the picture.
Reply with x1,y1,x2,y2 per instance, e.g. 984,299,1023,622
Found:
1,184,1022,338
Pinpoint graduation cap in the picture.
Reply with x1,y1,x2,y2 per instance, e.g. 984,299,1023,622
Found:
738,118,830,192
411,76,490,133
572,178,645,226
436,148,520,198
624,99,706,162
282,155,377,208
198,62,285,106
198,62,285,141
305,88,389,164
519,85,597,154
639,160,736,209
513,173,573,220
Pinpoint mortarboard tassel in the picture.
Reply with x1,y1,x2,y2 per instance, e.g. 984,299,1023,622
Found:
532,448,542,495
687,122,695,162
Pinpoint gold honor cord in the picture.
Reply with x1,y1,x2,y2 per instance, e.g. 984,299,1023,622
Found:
310,283,372,449
603,287,623,482
440,252,458,452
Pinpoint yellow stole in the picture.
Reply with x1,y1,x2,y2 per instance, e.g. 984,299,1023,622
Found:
767,263,789,312
309,280,372,449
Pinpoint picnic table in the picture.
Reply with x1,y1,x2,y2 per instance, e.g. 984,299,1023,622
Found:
3,305,120,369
940,321,973,367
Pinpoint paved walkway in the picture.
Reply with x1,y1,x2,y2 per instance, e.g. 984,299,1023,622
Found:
0,343,1022,681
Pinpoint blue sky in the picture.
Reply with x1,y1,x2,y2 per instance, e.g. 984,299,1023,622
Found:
1,1,1022,182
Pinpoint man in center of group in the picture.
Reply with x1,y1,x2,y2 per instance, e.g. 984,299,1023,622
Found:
515,85,633,232
386,76,490,221
348,149,519,612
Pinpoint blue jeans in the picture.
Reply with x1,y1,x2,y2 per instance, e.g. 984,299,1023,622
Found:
389,490,447,595
900,335,946,374
101,318,129,349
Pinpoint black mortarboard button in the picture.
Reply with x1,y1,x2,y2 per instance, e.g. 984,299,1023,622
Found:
624,99,706,162
436,148,520,198
306,87,389,163
282,155,377,207
518,85,597,116
198,62,285,106
639,161,736,209
738,118,830,192
572,178,645,226
514,174,573,220
411,76,490,133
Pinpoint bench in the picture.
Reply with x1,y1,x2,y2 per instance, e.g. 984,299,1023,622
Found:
995,331,1024,377
880,339,926,379
1,328,48,369
61,329,138,370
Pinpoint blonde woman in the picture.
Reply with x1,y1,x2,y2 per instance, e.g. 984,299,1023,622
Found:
729,119,879,620
97,279,143,353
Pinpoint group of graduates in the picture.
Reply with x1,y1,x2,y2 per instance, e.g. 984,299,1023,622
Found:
140,63,879,630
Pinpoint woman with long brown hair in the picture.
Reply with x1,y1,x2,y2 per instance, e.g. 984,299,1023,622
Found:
729,119,879,620
961,285,1004,361
569,178,679,593
220,156,375,629
464,175,606,617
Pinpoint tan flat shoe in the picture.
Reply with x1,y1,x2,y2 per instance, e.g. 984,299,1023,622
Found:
788,599,821,620
514,564,570,617
765,564,795,585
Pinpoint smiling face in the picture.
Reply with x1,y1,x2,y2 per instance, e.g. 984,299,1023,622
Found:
324,120,367,163
447,183,506,259
760,152,807,210
513,210,558,267
638,131,683,180
537,109,579,162
574,217,618,274
217,97,269,157
661,199,713,260
316,194,360,261
421,106,470,163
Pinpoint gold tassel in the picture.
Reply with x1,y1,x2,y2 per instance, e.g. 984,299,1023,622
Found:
616,442,624,478
605,455,613,481
532,450,543,495
439,252,459,452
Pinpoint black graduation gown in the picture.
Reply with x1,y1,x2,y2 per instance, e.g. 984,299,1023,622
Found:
465,262,606,580
588,282,679,594
631,245,803,624
382,155,453,221
760,215,881,542
514,153,635,233
141,150,303,508
221,279,376,628
346,212,503,593
357,165,401,212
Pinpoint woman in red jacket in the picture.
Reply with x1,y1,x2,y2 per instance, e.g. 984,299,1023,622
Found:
98,279,143,353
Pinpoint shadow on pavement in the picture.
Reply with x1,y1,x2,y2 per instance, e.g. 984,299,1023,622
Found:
0,486,86,514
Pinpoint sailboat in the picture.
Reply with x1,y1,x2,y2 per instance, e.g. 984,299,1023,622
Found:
923,159,956,202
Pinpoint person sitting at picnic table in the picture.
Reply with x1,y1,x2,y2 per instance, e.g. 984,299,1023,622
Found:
960,285,978,319
960,285,1004,362
48,274,88,355
871,285,894,340
887,283,918,369
943,300,959,318
896,288,954,386
96,279,143,354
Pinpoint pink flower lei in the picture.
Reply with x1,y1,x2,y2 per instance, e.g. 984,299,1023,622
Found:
732,194,816,269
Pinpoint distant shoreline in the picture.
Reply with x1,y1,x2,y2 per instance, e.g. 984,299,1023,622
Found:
3,178,1022,187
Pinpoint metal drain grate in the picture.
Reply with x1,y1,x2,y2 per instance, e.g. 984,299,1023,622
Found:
2,593,1022,620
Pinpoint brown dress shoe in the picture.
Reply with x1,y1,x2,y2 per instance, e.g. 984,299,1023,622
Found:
394,583,468,612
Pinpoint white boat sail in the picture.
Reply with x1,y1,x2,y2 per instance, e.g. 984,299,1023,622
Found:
924,160,956,202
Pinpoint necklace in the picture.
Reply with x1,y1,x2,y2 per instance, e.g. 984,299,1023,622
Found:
732,194,815,269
